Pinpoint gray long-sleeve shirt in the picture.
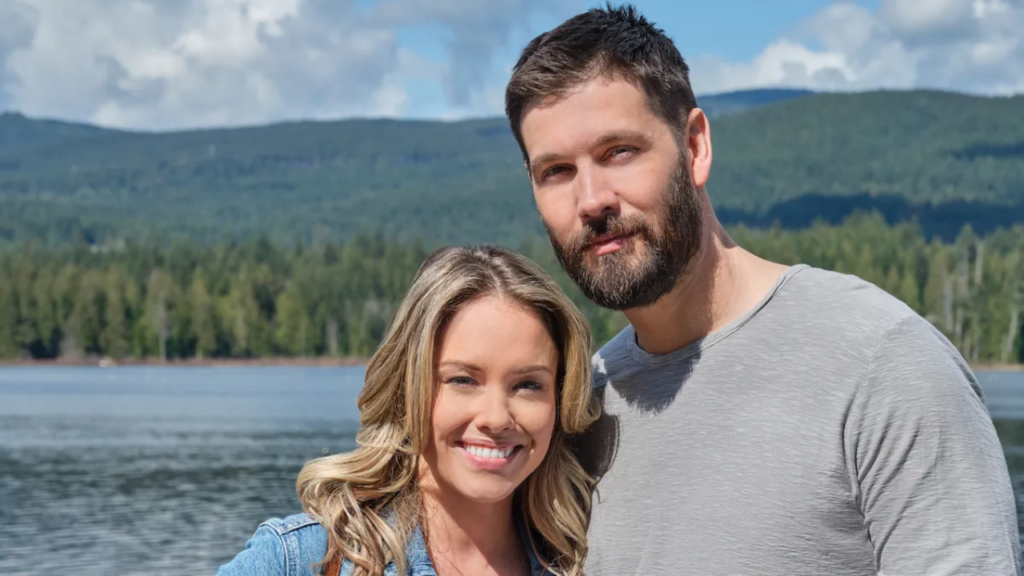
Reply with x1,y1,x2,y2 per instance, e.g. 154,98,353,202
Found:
581,264,1019,575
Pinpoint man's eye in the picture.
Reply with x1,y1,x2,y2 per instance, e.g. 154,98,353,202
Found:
541,165,569,180
609,146,637,158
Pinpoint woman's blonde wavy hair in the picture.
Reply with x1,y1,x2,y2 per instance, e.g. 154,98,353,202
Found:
296,245,599,576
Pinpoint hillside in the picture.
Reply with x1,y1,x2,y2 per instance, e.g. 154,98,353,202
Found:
0,112,115,154
1,89,1022,247
710,90,1024,213
697,88,814,117
0,116,533,246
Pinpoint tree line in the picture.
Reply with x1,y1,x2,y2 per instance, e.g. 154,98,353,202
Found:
1,212,1022,364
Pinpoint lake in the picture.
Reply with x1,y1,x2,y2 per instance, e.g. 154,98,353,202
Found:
1,366,1022,575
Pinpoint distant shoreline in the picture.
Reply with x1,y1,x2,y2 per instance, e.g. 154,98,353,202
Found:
970,363,1024,373
0,357,370,368
1,357,1022,372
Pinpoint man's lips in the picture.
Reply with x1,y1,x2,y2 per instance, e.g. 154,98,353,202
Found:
589,231,636,256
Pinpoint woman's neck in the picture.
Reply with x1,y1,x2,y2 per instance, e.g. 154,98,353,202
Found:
419,486,527,576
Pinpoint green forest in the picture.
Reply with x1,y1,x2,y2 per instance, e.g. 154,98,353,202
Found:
2,213,1022,364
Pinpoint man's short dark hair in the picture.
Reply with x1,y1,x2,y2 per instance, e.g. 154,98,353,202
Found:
504,3,698,162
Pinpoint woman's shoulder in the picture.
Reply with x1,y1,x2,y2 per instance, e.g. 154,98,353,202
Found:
260,513,328,538
215,513,329,576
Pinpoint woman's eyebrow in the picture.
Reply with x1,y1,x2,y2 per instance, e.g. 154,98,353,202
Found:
511,365,555,376
437,360,482,373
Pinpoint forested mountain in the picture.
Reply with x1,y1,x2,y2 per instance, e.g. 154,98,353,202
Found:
0,112,111,154
2,89,1023,364
696,88,814,117
1,89,1022,247
710,90,1024,238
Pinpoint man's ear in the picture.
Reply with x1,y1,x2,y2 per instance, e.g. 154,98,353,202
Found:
686,107,713,189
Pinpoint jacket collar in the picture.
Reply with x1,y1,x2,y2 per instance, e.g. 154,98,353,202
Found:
400,521,552,576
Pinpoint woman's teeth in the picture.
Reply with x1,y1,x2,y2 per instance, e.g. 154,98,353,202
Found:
464,444,515,459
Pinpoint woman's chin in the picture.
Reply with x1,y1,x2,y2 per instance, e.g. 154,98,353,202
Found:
450,479,519,505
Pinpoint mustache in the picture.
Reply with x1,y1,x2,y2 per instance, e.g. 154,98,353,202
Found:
564,213,651,255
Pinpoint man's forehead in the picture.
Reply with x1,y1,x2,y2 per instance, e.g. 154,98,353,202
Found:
522,99,661,162
525,75,646,114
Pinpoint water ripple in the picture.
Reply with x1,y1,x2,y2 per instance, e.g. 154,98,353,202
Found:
2,366,1022,574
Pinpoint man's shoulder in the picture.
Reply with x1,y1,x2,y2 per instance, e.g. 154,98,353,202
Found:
589,265,941,382
770,265,928,342
784,266,914,319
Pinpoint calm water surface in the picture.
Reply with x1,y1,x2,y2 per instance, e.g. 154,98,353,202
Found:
1,366,1023,575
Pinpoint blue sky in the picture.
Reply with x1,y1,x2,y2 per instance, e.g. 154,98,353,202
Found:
394,0,882,118
637,0,881,59
0,0,1019,130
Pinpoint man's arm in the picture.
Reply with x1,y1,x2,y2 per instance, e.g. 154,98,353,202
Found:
850,315,1020,575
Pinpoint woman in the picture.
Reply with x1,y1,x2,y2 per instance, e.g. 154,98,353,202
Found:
217,245,599,576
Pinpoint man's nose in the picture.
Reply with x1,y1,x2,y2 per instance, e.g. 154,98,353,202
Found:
575,164,619,222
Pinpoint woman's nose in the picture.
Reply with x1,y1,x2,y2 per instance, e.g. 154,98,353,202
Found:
475,387,515,433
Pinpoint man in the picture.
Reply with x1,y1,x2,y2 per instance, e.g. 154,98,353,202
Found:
504,4,1019,575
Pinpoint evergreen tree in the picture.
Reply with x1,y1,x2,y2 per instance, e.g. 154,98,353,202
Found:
189,270,217,359
101,267,130,358
0,281,18,358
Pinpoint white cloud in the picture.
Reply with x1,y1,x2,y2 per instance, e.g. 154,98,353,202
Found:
0,0,408,129
0,0,572,129
690,0,1024,96
882,0,974,37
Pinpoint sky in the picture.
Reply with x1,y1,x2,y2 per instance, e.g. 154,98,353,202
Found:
0,0,1021,130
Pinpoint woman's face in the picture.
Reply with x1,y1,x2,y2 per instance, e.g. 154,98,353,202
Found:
421,295,559,505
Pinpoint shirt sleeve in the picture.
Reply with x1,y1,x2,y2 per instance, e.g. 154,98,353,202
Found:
215,524,288,576
849,315,1020,575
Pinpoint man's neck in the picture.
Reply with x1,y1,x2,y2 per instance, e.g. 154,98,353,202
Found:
419,482,524,574
625,218,789,356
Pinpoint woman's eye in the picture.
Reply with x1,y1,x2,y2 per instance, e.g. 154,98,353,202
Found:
445,376,476,387
515,380,543,392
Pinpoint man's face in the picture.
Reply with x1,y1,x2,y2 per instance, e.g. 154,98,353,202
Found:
520,76,703,310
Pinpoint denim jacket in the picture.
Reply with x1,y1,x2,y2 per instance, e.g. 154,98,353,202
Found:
215,513,554,576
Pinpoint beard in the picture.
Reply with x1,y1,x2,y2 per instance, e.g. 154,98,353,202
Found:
545,155,704,311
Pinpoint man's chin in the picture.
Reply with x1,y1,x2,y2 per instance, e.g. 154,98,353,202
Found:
584,249,647,276
575,258,682,310
575,274,645,309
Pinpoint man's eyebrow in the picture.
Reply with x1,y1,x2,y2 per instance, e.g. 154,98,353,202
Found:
529,152,562,176
592,129,651,149
528,130,652,176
